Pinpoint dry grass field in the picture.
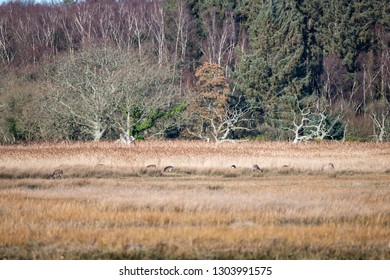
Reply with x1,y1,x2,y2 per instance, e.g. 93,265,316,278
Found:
0,141,390,259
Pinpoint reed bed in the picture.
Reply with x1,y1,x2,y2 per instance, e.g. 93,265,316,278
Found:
0,141,389,259
1,140,389,172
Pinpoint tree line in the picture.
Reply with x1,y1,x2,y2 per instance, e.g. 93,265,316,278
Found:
0,0,389,143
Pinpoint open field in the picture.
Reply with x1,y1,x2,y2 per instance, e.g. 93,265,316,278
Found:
0,141,390,259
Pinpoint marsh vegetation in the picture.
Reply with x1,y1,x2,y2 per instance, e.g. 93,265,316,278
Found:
0,141,389,259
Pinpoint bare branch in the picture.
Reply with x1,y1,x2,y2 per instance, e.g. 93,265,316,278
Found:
285,96,343,143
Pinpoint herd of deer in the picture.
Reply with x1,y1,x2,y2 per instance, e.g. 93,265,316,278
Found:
49,163,335,179
146,165,174,172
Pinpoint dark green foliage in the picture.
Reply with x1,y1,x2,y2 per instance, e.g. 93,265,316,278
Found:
323,114,345,140
131,109,165,139
236,0,315,99
128,102,186,139
164,101,187,120
234,1,318,138
6,117,24,141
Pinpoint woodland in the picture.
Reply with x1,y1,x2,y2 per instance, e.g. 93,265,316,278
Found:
0,0,389,143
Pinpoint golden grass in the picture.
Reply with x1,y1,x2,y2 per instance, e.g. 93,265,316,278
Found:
0,141,389,259
1,140,389,172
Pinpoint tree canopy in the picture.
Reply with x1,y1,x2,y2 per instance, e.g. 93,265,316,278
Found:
0,0,389,143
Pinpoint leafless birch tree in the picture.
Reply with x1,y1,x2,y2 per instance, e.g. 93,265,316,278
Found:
200,9,236,70
148,1,166,67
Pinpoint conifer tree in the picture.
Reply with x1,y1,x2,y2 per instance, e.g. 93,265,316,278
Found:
235,0,315,139
236,0,311,100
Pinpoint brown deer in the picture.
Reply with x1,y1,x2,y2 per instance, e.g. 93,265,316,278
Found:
163,166,174,172
252,164,262,173
49,169,63,179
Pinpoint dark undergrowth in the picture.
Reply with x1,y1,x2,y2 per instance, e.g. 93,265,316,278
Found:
1,242,388,260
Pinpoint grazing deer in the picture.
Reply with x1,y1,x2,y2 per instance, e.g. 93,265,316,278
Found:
231,165,236,169
252,164,262,172
163,166,174,172
322,162,335,171
49,169,63,179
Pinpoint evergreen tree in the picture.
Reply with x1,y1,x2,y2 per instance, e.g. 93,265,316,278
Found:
300,0,324,95
319,0,379,71
235,0,317,139
236,0,312,100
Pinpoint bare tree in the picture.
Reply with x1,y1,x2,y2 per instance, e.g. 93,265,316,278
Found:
116,56,179,140
186,92,253,143
186,62,254,142
131,2,150,59
48,47,125,141
359,26,390,143
286,96,342,143
58,6,79,54
74,3,95,47
368,99,390,143
0,16,13,64
200,9,236,70
147,1,166,67
322,55,348,107
172,0,191,67
39,6,59,57
172,0,192,93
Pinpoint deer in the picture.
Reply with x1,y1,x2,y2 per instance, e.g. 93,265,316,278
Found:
252,164,262,173
163,166,174,172
49,169,63,179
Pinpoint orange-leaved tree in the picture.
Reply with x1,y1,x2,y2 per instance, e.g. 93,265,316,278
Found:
186,62,253,142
